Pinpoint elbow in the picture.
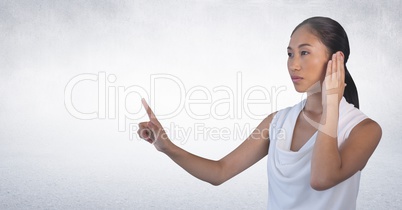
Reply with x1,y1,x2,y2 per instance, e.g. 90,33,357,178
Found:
310,180,331,191
209,176,226,186
210,180,223,186
310,175,336,191
208,161,227,186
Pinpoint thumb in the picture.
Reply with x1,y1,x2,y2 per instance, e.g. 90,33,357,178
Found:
148,121,159,132
147,121,165,143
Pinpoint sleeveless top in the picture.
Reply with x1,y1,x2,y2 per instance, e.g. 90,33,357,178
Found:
267,97,368,210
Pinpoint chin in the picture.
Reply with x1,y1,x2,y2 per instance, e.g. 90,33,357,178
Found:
293,81,322,94
293,86,307,93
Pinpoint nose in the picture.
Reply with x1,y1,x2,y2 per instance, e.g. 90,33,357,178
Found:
288,56,301,71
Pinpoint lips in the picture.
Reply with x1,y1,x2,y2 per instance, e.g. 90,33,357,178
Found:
291,76,303,82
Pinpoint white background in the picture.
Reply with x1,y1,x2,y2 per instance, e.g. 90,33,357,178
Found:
1,0,401,209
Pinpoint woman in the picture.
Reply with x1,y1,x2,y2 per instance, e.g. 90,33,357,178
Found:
138,17,382,209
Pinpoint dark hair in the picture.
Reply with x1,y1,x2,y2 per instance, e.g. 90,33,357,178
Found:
292,16,359,109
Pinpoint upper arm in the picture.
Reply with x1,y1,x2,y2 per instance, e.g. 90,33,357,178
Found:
218,112,277,183
337,118,382,181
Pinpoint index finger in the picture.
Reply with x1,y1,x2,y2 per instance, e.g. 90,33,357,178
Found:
141,98,159,124
339,52,345,84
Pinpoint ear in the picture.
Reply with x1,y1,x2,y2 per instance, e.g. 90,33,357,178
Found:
338,51,345,58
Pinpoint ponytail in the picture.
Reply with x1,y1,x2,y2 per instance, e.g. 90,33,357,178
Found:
344,67,359,109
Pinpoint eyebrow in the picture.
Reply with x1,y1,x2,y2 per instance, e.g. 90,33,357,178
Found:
287,43,312,50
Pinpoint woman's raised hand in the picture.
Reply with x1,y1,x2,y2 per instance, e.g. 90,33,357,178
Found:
138,98,172,152
322,51,346,107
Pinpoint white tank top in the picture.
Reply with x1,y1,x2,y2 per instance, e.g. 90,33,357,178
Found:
267,97,367,210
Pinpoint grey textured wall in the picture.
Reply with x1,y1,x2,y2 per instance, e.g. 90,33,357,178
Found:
1,0,401,209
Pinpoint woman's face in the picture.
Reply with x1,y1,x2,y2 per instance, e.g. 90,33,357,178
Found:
287,25,330,93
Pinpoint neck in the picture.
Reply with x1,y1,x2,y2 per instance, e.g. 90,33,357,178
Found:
304,92,323,114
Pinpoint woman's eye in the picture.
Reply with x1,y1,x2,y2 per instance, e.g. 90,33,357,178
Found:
287,52,293,57
301,51,309,55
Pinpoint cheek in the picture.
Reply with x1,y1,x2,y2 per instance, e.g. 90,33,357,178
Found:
309,58,328,80
319,60,329,80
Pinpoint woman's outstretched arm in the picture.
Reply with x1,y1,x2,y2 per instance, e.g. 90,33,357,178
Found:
138,98,275,185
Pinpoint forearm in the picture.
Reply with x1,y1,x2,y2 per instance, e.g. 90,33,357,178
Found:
311,103,342,190
140,98,272,186
163,142,224,186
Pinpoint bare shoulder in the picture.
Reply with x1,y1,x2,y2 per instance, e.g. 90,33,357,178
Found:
350,118,382,141
252,111,278,132
338,118,382,172
250,111,278,140
268,111,278,122
341,118,382,162
263,111,278,127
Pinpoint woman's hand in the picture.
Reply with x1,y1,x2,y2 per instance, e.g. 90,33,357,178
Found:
322,51,346,107
137,98,172,152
